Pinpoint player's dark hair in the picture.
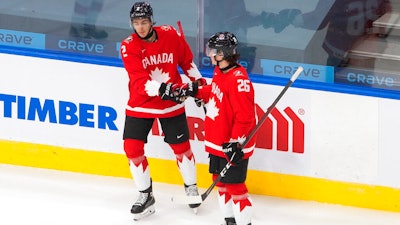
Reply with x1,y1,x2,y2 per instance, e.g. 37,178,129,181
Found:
225,54,240,65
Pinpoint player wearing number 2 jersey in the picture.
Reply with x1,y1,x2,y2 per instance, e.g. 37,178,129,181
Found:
119,1,205,220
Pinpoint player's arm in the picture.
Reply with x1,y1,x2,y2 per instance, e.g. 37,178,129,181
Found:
221,75,256,163
173,28,204,84
229,75,256,144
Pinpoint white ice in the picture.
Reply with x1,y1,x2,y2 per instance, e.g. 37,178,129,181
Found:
1,164,400,225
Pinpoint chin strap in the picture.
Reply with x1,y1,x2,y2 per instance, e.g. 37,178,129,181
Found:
136,28,156,41
220,63,238,72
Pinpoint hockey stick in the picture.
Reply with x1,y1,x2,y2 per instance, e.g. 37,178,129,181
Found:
171,66,304,205
177,20,207,114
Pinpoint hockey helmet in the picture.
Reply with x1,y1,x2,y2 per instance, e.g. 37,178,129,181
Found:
130,1,153,21
206,31,238,58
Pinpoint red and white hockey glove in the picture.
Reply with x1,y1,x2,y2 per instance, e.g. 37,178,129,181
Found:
193,78,206,107
159,83,186,103
222,142,244,165
177,82,199,98
194,78,207,86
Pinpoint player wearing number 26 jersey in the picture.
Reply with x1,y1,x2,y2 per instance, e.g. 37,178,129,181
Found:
169,31,256,225
196,65,256,159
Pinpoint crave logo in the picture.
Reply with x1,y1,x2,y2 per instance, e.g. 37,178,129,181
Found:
151,104,305,154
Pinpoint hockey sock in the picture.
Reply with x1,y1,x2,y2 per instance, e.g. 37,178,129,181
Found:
217,186,234,219
170,142,197,185
232,194,252,225
129,156,151,191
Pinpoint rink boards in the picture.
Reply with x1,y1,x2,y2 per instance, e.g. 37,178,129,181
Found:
1,53,400,212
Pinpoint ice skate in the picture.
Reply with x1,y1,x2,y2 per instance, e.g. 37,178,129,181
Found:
221,217,236,225
185,184,200,214
222,217,236,225
131,186,155,221
221,217,252,225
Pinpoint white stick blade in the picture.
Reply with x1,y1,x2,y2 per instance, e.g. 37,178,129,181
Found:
171,195,203,205
290,66,303,82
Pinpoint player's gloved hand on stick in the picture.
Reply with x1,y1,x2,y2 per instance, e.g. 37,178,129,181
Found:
159,83,187,103
222,142,244,165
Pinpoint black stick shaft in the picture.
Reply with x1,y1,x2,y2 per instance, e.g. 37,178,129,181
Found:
200,66,303,202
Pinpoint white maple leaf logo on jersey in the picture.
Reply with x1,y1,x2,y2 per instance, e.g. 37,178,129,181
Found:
186,62,201,79
206,97,219,120
150,67,170,83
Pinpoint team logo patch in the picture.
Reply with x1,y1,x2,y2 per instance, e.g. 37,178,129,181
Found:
161,25,172,31
234,71,243,76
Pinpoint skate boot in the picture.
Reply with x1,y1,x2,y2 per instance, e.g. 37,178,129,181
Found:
185,184,200,214
131,186,155,221
222,217,237,225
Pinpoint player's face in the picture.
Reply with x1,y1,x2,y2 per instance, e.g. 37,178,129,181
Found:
207,47,224,65
132,18,152,38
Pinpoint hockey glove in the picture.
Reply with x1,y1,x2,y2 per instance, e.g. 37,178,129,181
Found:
222,142,244,165
193,78,206,108
194,78,207,86
159,83,186,103
178,82,199,98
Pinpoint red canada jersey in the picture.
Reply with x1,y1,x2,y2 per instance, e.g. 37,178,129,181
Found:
120,25,202,118
196,65,256,158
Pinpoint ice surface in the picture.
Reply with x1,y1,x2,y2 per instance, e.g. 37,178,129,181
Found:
0,164,399,225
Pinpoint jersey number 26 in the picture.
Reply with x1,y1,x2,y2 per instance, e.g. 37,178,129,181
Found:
237,79,251,92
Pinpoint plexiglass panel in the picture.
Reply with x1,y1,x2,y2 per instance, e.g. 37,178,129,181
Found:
0,0,399,92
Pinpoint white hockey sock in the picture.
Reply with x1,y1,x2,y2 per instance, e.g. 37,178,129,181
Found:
176,150,197,185
232,194,253,225
217,187,234,219
129,157,151,191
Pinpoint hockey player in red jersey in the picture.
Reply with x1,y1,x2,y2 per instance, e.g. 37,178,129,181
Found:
119,1,205,220
168,32,256,225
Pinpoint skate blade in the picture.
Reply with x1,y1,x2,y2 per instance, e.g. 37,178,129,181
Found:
171,195,202,205
192,207,198,214
132,205,155,221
